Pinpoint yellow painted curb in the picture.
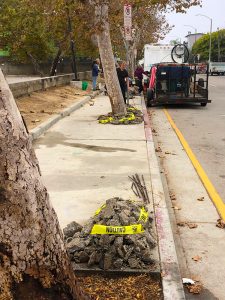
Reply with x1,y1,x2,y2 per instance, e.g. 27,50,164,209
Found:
164,109,225,221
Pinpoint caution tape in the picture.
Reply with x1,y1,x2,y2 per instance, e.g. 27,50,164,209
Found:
138,207,149,223
94,204,106,216
94,204,149,222
91,224,144,235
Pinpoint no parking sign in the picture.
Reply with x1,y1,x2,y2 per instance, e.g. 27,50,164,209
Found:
124,4,132,40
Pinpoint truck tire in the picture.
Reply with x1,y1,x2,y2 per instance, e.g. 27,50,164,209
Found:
146,88,154,107
201,103,207,107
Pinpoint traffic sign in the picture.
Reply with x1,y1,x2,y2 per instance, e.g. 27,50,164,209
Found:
124,4,132,40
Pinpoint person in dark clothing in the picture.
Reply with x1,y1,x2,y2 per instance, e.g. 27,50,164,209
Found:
134,64,145,94
116,61,129,103
92,58,100,90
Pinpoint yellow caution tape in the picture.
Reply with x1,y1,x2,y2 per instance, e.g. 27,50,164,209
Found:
99,117,114,124
94,204,106,216
138,207,149,223
94,204,149,222
91,224,145,235
118,113,135,123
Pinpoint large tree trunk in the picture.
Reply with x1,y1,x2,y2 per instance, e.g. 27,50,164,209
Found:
95,2,126,115
0,70,89,299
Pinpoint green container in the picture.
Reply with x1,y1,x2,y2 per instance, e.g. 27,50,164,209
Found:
82,81,88,91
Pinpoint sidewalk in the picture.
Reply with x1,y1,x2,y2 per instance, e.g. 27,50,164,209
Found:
34,95,149,227
33,94,184,299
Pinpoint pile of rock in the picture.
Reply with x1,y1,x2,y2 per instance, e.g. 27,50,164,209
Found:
98,105,143,125
64,197,156,270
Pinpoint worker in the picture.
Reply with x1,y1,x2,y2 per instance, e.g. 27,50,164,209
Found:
116,61,129,104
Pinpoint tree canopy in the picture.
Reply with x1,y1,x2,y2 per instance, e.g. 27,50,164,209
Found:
192,29,225,62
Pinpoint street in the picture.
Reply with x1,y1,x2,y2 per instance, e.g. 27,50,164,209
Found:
165,75,225,203
149,75,225,299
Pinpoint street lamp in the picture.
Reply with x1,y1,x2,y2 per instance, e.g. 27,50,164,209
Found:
196,14,212,63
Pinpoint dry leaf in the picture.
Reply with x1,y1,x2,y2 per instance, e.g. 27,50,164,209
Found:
187,223,198,229
173,206,181,210
186,283,203,294
165,151,171,154
192,255,202,262
177,222,186,227
155,147,162,153
216,219,225,229
197,197,205,201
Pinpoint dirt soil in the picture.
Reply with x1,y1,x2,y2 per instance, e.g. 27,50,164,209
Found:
76,274,162,300
16,85,92,130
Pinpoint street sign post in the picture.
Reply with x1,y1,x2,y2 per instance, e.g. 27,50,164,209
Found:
124,4,132,41
124,4,132,105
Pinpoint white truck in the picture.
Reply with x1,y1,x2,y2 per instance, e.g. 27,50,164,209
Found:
209,62,225,75
143,44,174,72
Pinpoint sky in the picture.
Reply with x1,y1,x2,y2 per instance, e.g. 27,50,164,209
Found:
162,0,225,44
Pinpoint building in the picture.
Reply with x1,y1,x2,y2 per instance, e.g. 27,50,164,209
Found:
186,32,204,49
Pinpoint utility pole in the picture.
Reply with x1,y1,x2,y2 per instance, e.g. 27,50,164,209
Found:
196,14,212,63
217,27,221,62
66,0,78,81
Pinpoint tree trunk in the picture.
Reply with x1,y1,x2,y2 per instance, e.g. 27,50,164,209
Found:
26,52,44,77
50,48,62,76
0,70,89,299
95,2,126,115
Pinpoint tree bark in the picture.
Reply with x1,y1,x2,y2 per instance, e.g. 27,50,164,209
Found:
95,2,126,115
50,48,62,76
26,52,44,77
0,70,89,299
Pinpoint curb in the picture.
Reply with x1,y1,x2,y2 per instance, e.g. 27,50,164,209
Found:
141,98,186,300
29,90,101,141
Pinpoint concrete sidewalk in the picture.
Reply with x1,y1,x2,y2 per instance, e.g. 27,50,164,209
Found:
34,95,185,299
34,95,149,227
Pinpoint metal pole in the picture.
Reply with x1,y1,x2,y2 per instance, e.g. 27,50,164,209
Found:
209,18,212,63
195,15,212,63
217,27,221,62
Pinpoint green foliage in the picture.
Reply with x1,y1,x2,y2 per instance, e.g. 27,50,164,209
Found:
192,29,225,62
0,0,57,62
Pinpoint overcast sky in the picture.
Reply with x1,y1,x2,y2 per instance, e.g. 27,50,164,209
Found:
162,0,225,44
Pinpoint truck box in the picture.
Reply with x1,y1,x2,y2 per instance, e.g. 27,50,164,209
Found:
144,44,174,72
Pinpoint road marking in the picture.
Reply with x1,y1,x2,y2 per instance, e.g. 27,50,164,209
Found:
164,109,225,221
209,84,216,87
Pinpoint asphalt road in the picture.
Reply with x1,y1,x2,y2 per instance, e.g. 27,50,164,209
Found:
166,75,225,204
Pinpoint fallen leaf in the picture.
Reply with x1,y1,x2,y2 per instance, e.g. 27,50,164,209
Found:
155,147,162,153
186,283,203,294
216,219,225,229
192,255,202,262
165,151,171,154
187,223,198,229
177,222,186,227
197,197,205,201
173,206,181,210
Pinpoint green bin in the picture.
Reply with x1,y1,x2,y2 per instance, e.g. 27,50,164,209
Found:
82,81,88,91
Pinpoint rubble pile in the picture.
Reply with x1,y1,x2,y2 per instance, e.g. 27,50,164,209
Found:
64,197,156,270
98,105,143,125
